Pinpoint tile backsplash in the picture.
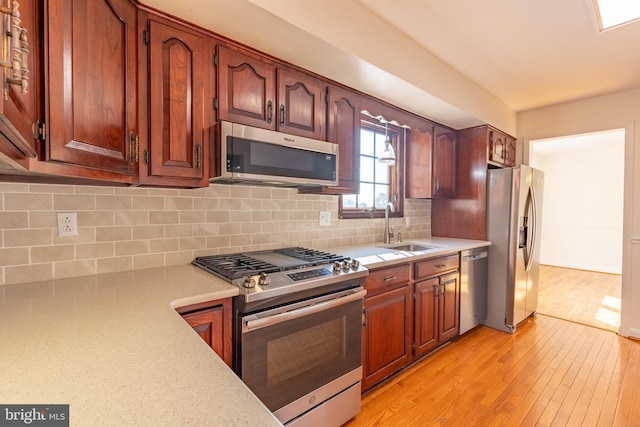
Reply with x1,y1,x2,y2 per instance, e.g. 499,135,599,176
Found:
0,182,431,285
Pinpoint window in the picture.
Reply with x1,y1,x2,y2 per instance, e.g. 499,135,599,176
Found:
592,0,640,30
339,120,404,219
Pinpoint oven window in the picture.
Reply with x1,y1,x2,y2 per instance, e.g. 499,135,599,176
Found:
240,298,361,412
267,318,344,388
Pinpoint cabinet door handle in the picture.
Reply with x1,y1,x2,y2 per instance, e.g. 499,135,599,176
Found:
267,100,273,123
362,307,368,327
382,275,397,282
435,178,440,191
129,132,139,165
195,144,202,170
279,104,285,126
434,284,440,298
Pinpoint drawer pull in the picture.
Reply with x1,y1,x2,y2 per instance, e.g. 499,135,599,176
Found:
382,275,397,281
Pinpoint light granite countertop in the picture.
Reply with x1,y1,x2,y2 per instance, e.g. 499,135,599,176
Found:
337,237,491,270
0,265,282,426
0,237,489,426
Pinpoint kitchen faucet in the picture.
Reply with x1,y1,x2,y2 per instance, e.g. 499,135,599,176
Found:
384,202,395,244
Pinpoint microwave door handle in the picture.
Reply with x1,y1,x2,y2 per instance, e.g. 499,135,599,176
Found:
244,289,367,331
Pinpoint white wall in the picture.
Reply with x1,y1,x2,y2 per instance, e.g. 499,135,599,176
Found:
530,131,624,274
518,88,639,338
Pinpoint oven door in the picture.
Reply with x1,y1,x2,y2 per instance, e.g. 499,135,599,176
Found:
238,287,365,423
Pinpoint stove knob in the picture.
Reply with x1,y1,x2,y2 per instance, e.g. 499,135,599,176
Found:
258,272,270,286
342,260,351,271
351,259,360,270
332,261,341,273
243,276,256,288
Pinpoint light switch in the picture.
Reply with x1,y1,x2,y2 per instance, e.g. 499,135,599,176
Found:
319,211,331,226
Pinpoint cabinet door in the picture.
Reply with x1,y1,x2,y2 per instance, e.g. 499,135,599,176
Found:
324,84,360,193
362,284,412,390
0,0,38,166
488,129,506,165
438,271,460,343
143,18,208,186
179,299,233,368
432,125,456,198
414,277,439,357
405,126,434,199
277,67,326,139
45,0,137,176
504,136,516,167
182,306,225,358
217,45,276,130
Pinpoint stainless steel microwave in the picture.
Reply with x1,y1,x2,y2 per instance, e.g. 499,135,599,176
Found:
211,121,338,187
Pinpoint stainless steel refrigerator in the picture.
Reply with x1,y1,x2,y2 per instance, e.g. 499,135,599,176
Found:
484,165,544,334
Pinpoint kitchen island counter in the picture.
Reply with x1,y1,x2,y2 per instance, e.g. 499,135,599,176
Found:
0,265,282,427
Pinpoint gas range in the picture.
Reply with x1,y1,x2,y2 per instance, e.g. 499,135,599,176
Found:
192,247,368,303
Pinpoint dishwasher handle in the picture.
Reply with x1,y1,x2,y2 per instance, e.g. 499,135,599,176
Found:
462,251,488,262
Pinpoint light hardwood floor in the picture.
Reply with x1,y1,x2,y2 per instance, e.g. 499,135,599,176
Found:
346,315,640,426
538,265,621,332
346,267,636,426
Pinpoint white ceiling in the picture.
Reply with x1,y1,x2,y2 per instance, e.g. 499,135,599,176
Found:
141,0,640,131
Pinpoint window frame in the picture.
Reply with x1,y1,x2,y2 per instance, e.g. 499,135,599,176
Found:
338,119,404,219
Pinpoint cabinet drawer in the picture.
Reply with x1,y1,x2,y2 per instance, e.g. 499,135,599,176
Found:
415,254,459,279
364,264,410,296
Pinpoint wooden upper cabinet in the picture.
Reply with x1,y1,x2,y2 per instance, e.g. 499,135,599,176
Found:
216,45,276,130
326,85,359,193
139,15,211,187
0,0,38,167
504,135,516,167
405,125,434,199
44,0,137,178
405,123,456,199
432,125,457,198
302,84,360,195
276,67,326,140
488,127,517,167
489,129,505,164
216,46,326,140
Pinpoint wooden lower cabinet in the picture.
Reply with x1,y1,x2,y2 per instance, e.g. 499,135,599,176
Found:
177,298,232,367
362,284,413,390
414,276,438,356
414,271,460,358
362,255,460,391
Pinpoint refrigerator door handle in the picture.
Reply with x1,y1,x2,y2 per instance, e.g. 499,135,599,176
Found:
525,186,538,272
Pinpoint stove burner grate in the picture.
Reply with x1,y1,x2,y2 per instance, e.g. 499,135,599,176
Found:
193,247,347,281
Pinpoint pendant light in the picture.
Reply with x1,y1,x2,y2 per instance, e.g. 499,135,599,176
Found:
378,121,396,166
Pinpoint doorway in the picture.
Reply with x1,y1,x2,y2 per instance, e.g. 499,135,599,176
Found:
530,129,624,332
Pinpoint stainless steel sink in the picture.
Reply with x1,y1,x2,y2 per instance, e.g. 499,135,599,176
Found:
381,243,437,252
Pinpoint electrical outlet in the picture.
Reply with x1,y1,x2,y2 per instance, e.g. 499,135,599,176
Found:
319,211,331,226
57,212,78,237
405,217,411,227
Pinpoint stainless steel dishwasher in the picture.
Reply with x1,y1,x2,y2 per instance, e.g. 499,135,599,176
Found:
459,247,489,334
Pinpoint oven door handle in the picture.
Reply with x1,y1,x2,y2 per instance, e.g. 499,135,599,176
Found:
243,289,367,331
